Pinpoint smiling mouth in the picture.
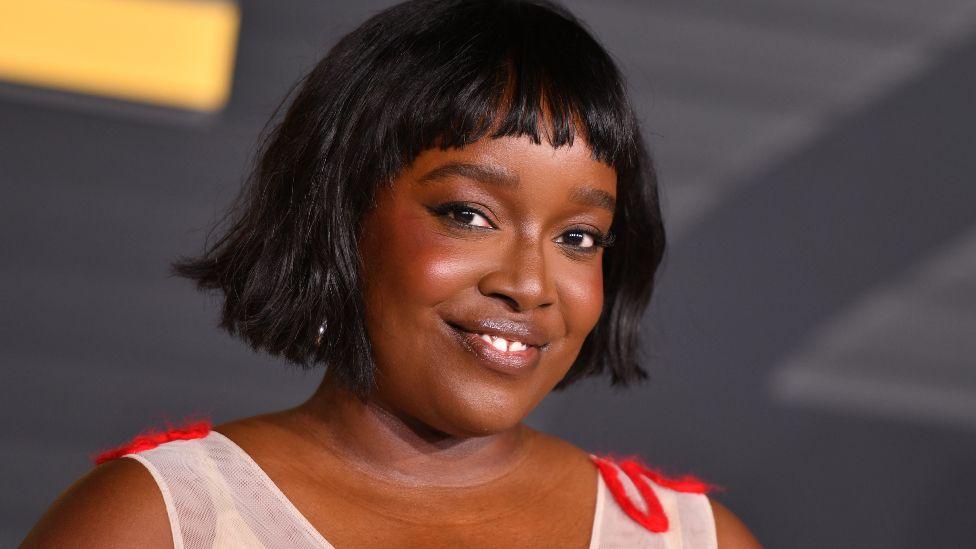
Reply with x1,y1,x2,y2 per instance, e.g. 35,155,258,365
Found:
474,332,532,353
445,322,543,375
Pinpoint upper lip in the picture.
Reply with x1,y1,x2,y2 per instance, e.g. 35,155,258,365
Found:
446,317,551,348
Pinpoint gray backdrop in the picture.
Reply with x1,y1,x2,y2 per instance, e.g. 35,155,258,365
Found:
3,1,975,547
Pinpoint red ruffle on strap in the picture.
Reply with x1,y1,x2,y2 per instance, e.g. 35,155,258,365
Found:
92,419,212,465
590,453,715,534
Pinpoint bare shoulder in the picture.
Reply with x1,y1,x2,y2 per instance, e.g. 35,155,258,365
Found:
521,425,587,456
520,425,595,472
709,497,762,548
21,457,172,548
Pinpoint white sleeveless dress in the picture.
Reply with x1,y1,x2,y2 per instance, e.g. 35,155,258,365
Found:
124,432,717,548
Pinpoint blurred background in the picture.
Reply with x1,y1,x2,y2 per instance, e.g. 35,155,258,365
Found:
3,0,975,546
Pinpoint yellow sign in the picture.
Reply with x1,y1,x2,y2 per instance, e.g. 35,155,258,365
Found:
0,0,240,111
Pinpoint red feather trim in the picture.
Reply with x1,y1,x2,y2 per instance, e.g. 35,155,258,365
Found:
589,453,717,534
92,419,213,465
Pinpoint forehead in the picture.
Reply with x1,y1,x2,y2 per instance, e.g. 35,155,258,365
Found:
399,135,618,199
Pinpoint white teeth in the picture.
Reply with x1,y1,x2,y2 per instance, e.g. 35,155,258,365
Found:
491,337,508,352
477,333,528,352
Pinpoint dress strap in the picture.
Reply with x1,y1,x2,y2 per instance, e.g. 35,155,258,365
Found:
107,425,330,548
93,420,213,465
589,454,718,548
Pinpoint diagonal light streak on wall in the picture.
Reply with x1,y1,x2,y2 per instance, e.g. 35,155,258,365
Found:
771,224,976,429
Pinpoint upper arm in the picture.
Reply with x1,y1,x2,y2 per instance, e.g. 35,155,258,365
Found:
21,457,173,549
709,497,762,549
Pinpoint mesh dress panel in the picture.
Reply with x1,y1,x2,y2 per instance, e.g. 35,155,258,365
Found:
125,432,716,548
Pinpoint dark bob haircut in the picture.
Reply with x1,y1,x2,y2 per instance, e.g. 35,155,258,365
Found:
172,0,666,400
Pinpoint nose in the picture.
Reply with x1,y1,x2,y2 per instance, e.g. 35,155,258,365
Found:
477,234,556,312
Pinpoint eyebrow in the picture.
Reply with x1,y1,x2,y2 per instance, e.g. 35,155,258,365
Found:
417,160,616,214
570,186,616,214
416,161,519,188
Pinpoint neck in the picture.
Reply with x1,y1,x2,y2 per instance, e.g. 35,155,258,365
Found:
290,371,534,490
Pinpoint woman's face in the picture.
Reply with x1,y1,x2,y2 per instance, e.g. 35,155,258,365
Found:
358,134,616,437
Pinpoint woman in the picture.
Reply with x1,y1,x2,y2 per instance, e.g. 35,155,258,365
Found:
24,0,760,547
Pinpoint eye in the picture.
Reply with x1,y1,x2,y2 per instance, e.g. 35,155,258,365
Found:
555,227,615,252
428,202,496,229
451,208,492,228
557,230,596,249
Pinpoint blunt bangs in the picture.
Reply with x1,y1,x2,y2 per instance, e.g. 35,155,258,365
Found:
172,0,665,399
348,0,640,195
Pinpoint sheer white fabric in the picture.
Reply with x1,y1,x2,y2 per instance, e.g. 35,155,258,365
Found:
125,432,716,548
588,457,717,549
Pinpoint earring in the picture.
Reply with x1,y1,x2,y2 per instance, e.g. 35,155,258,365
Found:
314,322,326,346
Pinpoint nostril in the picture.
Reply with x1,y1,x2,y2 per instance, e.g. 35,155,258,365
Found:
488,292,522,312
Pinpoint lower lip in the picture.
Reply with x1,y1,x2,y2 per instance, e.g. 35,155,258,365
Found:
446,323,542,377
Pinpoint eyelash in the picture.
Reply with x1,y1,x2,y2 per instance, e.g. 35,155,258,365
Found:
428,201,615,252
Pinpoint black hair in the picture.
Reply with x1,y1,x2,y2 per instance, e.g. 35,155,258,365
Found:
172,0,666,400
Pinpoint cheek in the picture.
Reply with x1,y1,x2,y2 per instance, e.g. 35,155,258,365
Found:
360,206,483,334
410,239,481,303
368,226,481,307
558,259,605,337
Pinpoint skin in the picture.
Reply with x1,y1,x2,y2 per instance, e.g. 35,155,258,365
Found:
22,135,760,548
